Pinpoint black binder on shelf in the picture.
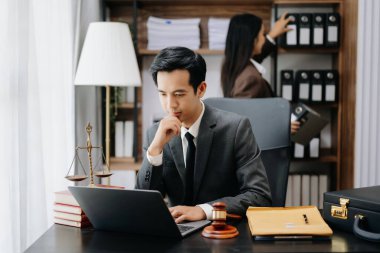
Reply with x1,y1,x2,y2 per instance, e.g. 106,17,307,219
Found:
280,70,295,101
296,71,311,103
312,13,325,47
291,103,328,145
325,13,340,47
299,14,312,47
311,71,324,103
281,13,299,47
324,70,339,102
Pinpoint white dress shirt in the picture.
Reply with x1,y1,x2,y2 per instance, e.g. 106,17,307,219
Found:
147,101,213,219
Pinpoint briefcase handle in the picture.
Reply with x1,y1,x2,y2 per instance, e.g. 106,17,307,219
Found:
353,215,380,242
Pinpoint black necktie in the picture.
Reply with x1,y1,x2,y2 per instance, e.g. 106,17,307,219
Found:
184,132,195,205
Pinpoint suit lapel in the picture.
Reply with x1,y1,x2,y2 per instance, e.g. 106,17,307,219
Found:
193,105,216,200
168,135,186,184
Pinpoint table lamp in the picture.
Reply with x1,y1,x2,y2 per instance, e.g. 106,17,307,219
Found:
74,22,141,173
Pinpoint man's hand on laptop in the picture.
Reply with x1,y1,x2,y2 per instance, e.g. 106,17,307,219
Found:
169,206,206,223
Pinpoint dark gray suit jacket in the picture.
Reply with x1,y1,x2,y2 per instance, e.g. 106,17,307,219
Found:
136,104,271,215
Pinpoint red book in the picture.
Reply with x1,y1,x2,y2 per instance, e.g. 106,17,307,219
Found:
53,217,91,228
54,190,79,206
54,210,88,222
54,185,124,206
54,203,83,215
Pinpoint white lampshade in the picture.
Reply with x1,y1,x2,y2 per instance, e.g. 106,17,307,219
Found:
75,22,141,86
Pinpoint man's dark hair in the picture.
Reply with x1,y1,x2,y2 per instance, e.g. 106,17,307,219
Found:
150,47,206,93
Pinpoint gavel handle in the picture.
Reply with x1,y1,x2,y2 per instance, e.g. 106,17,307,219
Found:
227,213,242,220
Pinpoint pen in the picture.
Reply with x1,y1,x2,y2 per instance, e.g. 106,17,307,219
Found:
303,214,309,224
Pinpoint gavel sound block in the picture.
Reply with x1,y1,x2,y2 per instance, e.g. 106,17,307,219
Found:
201,202,239,239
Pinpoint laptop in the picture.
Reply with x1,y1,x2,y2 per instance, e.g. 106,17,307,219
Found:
68,186,210,238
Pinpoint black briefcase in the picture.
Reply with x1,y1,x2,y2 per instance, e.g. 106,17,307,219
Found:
323,186,380,242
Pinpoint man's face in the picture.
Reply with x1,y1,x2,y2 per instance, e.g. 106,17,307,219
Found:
157,69,206,127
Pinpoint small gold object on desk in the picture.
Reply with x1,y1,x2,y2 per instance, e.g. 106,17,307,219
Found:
65,122,112,187
201,202,239,239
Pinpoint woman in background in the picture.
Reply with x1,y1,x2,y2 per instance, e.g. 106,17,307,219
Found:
221,13,300,133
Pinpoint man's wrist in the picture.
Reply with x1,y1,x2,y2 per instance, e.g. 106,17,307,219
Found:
197,204,213,220
148,144,163,156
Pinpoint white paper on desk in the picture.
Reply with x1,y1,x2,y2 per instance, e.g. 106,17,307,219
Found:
313,27,324,45
299,83,310,100
286,24,297,45
328,26,338,42
312,84,323,101
299,28,310,45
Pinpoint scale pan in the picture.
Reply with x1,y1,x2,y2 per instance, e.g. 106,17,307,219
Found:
94,172,113,178
65,175,88,181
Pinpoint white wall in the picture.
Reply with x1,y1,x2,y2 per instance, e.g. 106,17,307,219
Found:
355,0,380,187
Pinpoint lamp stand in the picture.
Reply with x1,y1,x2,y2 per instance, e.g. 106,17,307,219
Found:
105,85,111,185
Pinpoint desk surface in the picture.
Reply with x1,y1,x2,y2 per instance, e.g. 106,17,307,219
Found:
25,220,379,253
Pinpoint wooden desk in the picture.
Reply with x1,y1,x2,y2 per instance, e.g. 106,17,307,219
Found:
25,219,379,253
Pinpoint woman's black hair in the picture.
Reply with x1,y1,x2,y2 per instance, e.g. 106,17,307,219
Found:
221,13,262,97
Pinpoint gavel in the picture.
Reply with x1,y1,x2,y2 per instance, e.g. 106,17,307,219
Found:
201,202,239,239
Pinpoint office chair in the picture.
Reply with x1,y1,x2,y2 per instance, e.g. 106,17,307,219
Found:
204,97,291,207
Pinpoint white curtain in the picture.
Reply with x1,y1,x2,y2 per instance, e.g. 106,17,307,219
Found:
0,0,79,252
355,0,380,187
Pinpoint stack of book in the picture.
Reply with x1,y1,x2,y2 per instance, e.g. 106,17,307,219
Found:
208,18,230,50
53,190,91,228
147,16,200,50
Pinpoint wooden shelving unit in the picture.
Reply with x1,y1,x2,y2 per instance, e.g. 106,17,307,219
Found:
103,0,357,190
274,0,357,191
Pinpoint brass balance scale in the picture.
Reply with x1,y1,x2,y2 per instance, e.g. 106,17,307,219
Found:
65,122,112,187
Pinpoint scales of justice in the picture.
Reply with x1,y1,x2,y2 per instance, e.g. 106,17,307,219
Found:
65,122,112,187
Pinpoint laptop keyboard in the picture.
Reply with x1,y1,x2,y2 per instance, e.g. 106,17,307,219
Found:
177,225,194,233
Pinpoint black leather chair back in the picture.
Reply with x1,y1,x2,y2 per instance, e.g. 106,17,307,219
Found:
204,97,291,206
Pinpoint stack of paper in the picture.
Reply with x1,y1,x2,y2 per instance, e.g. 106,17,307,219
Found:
208,18,230,50
246,206,332,240
147,16,201,50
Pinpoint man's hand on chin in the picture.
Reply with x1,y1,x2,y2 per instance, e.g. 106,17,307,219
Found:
169,205,207,223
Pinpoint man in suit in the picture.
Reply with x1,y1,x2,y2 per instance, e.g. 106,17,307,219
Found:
136,47,271,223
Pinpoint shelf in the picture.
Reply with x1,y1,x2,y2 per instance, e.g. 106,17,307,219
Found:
117,102,142,109
278,47,339,54
138,48,224,56
109,157,142,171
292,155,337,163
292,148,338,163
106,0,273,6
274,0,341,5
292,102,338,109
